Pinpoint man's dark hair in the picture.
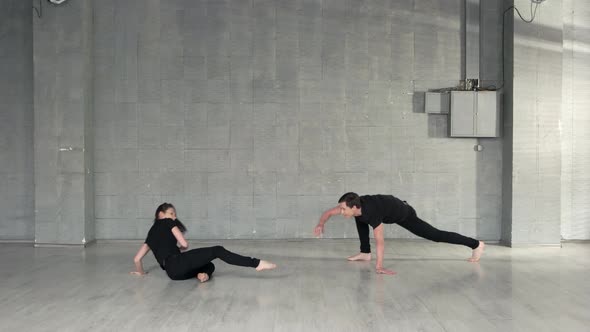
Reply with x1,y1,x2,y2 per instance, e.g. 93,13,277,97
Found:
338,192,361,208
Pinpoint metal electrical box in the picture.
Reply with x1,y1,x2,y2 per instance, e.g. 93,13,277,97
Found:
450,91,501,138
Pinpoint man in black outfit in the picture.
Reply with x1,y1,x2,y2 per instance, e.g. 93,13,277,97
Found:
314,192,485,275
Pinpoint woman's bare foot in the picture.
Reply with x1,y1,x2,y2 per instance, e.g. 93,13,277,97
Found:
468,241,485,262
255,260,277,271
196,273,209,283
347,253,371,261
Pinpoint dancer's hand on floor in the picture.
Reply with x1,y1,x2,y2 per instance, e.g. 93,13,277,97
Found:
313,224,324,237
130,271,147,276
376,267,396,275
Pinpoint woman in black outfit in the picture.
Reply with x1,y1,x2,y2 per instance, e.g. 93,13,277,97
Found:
131,203,276,282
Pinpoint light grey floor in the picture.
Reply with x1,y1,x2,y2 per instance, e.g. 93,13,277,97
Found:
0,240,588,332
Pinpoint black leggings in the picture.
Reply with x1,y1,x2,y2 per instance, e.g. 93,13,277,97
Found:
398,207,479,249
165,246,260,281
357,207,479,253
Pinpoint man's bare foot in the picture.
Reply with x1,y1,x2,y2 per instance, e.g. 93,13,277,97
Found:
468,241,485,262
255,260,277,271
347,253,371,261
196,273,209,283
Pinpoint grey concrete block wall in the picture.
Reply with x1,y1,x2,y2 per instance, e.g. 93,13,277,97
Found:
506,0,563,245
0,1,34,240
2,0,587,243
93,0,505,240
561,0,590,240
33,0,95,245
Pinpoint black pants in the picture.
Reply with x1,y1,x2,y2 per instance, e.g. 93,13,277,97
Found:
165,246,260,281
357,206,479,253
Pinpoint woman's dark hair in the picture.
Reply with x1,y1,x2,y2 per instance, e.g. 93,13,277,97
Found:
338,192,361,208
154,202,187,233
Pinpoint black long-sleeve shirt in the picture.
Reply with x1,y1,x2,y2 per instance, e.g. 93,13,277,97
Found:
354,195,410,253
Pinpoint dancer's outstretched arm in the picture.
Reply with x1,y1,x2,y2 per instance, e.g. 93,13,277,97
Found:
314,206,340,237
131,243,150,275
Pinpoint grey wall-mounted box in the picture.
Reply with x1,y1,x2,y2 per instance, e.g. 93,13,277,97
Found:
450,91,501,138
425,92,450,114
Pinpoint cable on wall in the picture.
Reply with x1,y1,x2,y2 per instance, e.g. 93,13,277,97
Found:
32,0,42,18
499,0,548,90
